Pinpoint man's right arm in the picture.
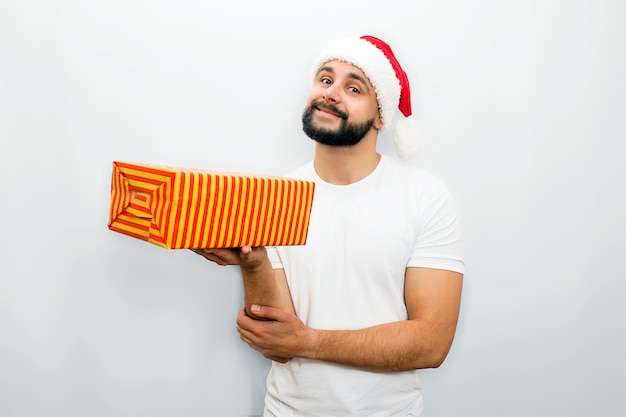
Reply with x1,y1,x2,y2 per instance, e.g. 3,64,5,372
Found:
192,246,294,320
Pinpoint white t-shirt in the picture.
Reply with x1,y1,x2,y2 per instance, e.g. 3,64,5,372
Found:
264,155,464,417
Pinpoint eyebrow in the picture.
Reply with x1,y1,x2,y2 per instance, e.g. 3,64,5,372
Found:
316,65,372,94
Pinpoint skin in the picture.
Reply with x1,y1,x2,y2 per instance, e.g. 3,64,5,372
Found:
193,60,463,372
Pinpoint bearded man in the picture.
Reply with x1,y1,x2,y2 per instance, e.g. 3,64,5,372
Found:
196,35,465,417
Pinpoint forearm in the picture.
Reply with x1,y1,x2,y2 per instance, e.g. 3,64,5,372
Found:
305,319,455,372
194,246,294,320
238,269,463,369
237,246,294,319
241,262,293,319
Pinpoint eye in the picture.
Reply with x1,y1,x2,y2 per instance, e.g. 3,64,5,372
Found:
348,86,361,94
321,77,332,85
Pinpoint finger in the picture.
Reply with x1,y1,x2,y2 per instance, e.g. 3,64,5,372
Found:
238,330,253,346
191,248,211,259
203,253,232,266
207,248,245,265
237,307,256,327
191,250,229,266
237,312,260,339
239,246,267,265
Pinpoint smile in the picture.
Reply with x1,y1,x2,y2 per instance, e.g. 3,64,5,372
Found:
314,103,347,119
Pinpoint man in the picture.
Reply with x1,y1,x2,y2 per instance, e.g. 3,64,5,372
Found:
196,35,464,417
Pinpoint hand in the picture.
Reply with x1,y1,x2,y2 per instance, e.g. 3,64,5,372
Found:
236,305,316,363
191,246,268,271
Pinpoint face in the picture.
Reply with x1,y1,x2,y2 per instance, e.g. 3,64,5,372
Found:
302,60,382,147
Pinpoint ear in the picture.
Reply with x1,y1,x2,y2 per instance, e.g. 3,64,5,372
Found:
374,110,384,130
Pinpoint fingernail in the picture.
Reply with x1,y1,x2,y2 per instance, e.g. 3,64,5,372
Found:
251,304,261,312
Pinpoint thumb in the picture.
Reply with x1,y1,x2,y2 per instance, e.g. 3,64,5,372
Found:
249,304,285,321
239,246,268,271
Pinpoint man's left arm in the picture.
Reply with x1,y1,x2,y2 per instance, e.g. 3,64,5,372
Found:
236,266,463,372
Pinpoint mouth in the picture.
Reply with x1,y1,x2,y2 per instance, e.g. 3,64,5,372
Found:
314,103,346,119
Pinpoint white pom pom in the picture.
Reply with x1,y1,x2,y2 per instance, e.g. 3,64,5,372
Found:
393,116,420,159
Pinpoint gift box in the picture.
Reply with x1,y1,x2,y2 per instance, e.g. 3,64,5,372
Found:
108,161,315,249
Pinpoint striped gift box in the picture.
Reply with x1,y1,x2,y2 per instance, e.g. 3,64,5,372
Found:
108,161,315,249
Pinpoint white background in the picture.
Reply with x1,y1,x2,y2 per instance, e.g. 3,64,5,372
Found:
1,1,625,416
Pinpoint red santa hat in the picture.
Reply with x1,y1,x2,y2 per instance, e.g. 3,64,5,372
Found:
310,35,420,159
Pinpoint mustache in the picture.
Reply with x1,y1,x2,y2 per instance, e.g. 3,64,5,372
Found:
311,100,348,119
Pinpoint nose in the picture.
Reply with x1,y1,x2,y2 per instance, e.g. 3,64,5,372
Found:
322,83,339,103
322,93,335,102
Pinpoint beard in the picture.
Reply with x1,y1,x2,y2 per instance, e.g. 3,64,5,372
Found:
302,101,376,147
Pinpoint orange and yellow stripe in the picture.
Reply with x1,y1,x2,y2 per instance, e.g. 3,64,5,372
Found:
108,161,315,249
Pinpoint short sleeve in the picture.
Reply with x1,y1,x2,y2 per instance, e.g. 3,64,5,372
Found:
265,246,284,269
407,182,465,274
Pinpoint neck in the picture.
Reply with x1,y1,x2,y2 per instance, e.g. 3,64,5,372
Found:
312,132,381,185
